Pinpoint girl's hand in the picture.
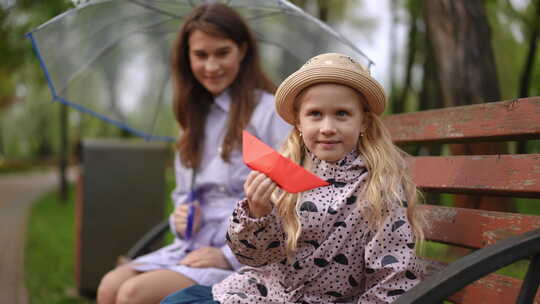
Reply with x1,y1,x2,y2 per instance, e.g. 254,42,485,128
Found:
173,201,202,238
244,171,277,218
179,247,232,270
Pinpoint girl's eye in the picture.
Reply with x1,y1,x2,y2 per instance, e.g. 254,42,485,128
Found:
217,51,230,58
194,52,208,59
307,110,321,117
336,110,349,117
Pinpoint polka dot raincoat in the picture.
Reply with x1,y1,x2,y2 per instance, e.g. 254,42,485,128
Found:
213,150,423,303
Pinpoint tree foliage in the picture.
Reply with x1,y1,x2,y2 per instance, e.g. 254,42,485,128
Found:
1,0,539,161
0,1,73,160
0,0,128,160
0,0,71,108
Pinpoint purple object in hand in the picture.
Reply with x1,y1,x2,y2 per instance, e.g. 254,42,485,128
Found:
184,189,200,240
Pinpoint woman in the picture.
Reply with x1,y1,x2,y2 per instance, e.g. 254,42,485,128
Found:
97,3,289,304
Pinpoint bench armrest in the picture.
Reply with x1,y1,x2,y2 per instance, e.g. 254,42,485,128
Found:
124,219,170,260
394,228,540,304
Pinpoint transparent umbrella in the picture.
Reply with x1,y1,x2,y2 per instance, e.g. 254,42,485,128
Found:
27,0,374,141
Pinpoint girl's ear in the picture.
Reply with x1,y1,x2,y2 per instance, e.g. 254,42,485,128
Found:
294,112,302,134
295,125,302,137
360,111,371,134
361,121,368,134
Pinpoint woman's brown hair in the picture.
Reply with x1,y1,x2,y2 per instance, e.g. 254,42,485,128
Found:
172,3,276,168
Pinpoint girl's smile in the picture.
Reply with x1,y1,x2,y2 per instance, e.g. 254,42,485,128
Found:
318,140,341,149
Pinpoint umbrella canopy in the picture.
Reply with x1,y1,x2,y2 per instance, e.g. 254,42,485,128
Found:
27,0,374,142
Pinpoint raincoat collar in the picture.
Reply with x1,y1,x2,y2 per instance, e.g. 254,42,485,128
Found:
308,149,367,184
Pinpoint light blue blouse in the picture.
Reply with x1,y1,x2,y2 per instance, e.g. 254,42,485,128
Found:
131,90,291,285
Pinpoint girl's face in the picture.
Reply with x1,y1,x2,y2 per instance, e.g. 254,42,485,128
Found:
188,30,246,96
296,83,366,163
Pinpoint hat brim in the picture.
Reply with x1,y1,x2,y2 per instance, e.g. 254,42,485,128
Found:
275,66,387,125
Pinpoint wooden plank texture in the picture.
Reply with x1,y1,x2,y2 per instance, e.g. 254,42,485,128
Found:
422,259,540,304
384,97,540,144
448,273,540,304
383,96,540,303
409,154,540,198
421,205,540,248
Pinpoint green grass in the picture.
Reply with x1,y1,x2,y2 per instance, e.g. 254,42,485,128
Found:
25,185,94,304
422,241,530,279
516,197,540,215
25,168,176,304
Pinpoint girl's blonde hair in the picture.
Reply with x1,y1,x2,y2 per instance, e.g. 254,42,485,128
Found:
272,91,425,254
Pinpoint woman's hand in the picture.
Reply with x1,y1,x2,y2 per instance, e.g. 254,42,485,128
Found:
173,201,202,238
244,171,277,218
179,247,232,270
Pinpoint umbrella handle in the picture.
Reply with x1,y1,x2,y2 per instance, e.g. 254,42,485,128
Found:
184,202,196,240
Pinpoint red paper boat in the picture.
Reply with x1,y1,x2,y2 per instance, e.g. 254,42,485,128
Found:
242,130,329,193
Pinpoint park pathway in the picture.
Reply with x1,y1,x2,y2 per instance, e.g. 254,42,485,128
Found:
0,169,72,304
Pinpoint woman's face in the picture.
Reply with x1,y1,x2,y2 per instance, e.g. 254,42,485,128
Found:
188,29,246,96
296,83,366,163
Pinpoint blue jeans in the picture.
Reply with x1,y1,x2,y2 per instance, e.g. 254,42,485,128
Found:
161,285,219,304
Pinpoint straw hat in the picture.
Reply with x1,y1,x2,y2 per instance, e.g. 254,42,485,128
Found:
275,53,386,125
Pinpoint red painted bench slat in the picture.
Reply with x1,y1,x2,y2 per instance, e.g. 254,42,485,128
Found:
421,259,540,304
384,97,540,303
421,205,540,249
384,97,540,144
409,154,540,198
448,272,540,304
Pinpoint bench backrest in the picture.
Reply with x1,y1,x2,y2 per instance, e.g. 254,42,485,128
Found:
384,97,540,303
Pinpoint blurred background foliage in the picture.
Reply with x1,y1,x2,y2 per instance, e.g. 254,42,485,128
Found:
0,0,123,168
0,0,539,168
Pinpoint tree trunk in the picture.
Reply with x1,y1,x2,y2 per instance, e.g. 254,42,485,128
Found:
316,0,329,22
0,123,4,158
423,0,513,212
36,115,52,160
389,0,399,113
419,35,442,111
59,102,68,202
396,7,419,114
418,33,444,156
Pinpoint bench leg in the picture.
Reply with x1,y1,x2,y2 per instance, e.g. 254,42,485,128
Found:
517,253,540,304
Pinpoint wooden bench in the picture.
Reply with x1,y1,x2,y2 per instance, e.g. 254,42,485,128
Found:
127,96,540,304
384,96,540,304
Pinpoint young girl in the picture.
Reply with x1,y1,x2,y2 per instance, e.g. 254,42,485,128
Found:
163,53,424,304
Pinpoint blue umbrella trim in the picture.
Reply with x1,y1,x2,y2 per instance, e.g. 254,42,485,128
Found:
26,31,176,143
